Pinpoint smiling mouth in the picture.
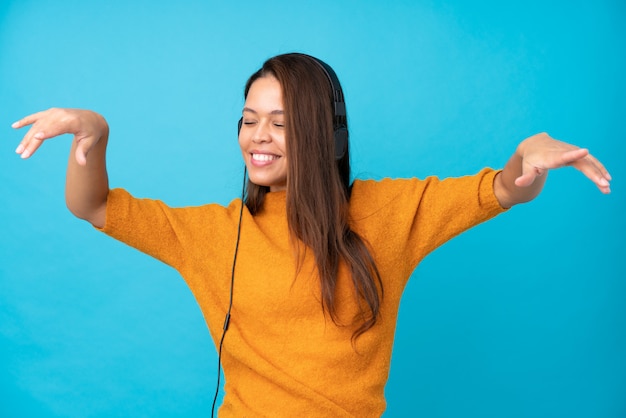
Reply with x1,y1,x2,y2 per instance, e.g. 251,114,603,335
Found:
252,153,280,162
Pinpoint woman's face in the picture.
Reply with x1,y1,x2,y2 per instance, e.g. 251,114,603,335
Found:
239,75,287,192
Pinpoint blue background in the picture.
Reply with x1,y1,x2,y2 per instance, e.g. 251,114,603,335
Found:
1,1,624,417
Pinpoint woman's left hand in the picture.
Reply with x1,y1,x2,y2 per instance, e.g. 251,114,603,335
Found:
495,133,611,208
514,133,611,194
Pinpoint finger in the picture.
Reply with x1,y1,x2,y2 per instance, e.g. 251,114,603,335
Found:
557,148,589,167
16,108,79,140
75,139,91,166
15,125,40,155
14,111,49,155
514,159,547,187
74,135,102,166
514,174,532,187
515,171,539,187
571,155,612,193
592,177,611,194
583,153,612,181
18,131,46,159
16,120,53,157
16,124,61,158
11,111,47,129
16,110,79,159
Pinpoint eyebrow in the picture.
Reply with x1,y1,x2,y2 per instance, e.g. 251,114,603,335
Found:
242,107,284,115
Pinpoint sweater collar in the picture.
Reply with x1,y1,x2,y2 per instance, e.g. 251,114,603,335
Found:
260,191,287,215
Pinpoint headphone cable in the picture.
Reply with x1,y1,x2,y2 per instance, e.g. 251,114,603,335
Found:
211,167,247,417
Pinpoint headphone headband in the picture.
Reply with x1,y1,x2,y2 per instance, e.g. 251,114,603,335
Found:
302,54,348,160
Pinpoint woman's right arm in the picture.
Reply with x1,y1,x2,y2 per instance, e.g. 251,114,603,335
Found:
13,108,110,228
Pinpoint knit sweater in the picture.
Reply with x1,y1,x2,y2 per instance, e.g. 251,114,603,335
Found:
98,168,505,417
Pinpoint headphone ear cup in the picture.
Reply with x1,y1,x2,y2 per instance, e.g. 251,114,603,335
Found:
237,117,243,135
334,126,348,160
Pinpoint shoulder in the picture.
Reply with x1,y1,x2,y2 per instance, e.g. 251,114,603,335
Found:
350,177,435,207
351,177,433,195
348,168,503,217
103,188,245,229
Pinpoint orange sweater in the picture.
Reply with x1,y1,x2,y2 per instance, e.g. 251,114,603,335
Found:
99,168,505,417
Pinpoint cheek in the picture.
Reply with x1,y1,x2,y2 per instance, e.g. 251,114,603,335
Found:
276,134,287,154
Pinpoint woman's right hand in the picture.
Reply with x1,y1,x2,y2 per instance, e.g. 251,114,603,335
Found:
13,108,109,166
13,108,110,226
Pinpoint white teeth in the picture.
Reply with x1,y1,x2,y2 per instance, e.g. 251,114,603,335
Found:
252,153,278,162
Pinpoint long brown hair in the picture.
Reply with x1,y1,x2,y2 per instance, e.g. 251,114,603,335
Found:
243,53,382,340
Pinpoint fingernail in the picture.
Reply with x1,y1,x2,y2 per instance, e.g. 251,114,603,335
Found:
599,178,609,187
15,144,25,154
11,121,19,128
20,149,30,159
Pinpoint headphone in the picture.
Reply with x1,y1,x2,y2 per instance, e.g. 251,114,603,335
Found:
237,54,349,160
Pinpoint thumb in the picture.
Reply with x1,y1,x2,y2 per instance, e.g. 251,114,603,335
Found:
74,138,93,166
515,164,545,187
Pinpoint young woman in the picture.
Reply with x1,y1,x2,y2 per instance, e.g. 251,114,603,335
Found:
13,53,611,417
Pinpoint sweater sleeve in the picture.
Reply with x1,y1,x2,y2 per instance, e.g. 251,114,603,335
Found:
407,168,506,264
350,168,507,279
95,188,187,269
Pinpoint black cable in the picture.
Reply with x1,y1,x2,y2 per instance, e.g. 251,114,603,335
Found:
211,167,247,417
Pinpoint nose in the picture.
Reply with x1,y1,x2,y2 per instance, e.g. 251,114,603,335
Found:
252,121,271,144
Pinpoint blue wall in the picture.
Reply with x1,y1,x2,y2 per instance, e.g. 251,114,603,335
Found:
1,1,624,417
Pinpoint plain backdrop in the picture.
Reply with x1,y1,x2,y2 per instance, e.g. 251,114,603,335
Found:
1,1,624,417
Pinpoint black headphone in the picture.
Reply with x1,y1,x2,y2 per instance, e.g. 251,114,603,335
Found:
237,54,348,160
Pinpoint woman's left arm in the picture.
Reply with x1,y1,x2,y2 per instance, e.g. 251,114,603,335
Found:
494,132,611,208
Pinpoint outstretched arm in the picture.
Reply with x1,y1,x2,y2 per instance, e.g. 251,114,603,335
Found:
494,132,611,208
13,108,110,228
